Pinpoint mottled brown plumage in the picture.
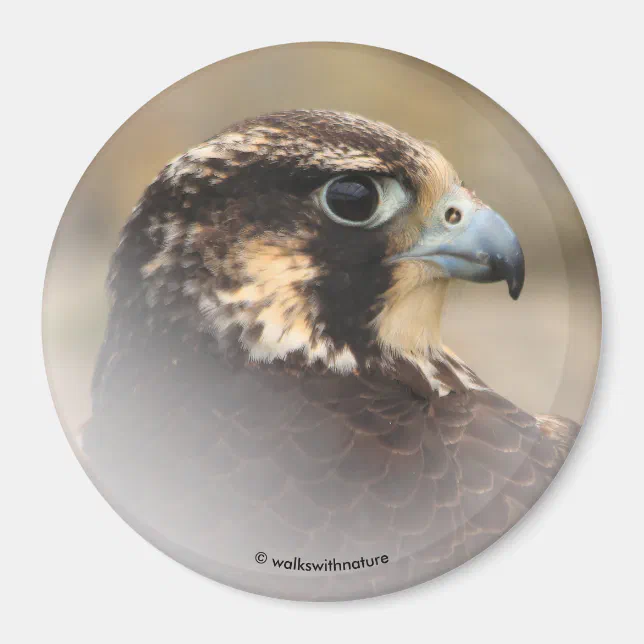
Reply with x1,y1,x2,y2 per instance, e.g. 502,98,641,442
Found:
83,110,578,600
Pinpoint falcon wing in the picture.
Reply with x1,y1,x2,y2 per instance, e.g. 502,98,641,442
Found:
83,325,578,600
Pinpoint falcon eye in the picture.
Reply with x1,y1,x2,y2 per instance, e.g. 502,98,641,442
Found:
445,207,462,225
318,174,407,229
323,175,380,225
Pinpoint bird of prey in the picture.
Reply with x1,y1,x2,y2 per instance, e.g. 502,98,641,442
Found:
83,110,579,600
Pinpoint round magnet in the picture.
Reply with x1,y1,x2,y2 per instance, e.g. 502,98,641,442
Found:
44,43,601,601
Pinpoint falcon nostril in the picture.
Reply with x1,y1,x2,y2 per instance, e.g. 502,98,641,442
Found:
445,207,462,224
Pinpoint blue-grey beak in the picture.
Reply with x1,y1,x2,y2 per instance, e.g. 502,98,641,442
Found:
391,208,525,300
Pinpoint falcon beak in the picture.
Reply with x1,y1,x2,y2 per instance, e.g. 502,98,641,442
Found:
391,208,525,300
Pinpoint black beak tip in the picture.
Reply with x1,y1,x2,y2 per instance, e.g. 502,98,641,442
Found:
508,279,523,300
493,245,525,301
506,254,525,300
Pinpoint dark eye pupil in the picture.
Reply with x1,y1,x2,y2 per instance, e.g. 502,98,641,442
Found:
325,175,378,223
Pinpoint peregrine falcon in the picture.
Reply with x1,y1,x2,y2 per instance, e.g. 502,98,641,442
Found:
83,110,579,600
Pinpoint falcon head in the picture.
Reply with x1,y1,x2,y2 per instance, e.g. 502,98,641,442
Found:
113,110,524,388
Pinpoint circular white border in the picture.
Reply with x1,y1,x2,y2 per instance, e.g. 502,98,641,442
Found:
3,2,641,641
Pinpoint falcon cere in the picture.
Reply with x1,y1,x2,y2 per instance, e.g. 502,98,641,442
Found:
271,554,389,572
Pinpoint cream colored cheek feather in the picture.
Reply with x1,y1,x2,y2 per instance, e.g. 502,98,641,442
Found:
372,261,485,395
374,261,448,358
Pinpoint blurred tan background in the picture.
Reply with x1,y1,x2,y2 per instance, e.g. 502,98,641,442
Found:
42,42,601,440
